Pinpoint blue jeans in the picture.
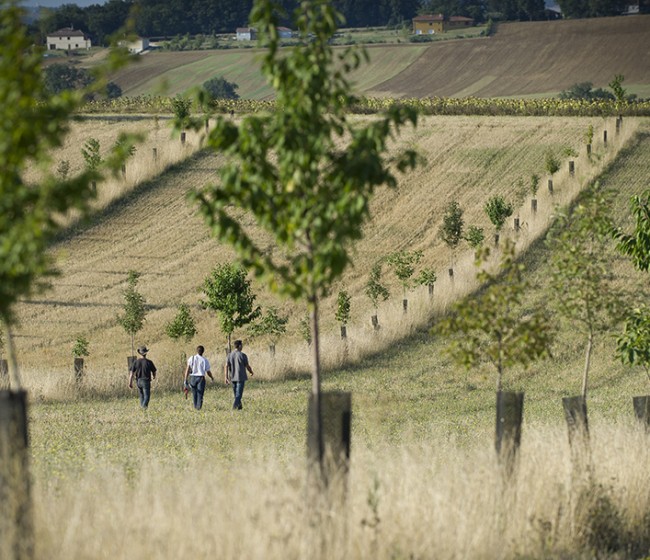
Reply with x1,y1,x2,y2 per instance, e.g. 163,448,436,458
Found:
232,380,245,409
189,376,206,410
136,378,151,408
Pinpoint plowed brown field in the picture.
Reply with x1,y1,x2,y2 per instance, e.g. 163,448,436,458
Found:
108,15,650,99
370,15,650,98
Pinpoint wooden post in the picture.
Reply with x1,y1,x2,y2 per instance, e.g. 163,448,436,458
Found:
121,164,126,179
616,117,621,135
569,161,575,176
633,396,650,429
513,217,520,232
603,130,608,147
180,131,186,145
0,390,33,560
371,315,379,330
548,178,553,194
402,299,408,313
340,325,347,340
587,143,592,157
152,147,158,160
495,391,524,475
269,343,276,357
531,199,537,213
448,267,454,278
428,283,434,297
494,233,500,247
74,358,84,382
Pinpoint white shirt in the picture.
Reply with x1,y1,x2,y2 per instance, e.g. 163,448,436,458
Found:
188,354,210,376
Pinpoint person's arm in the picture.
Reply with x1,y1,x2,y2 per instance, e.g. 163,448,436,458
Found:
246,363,254,377
128,370,134,388
224,361,230,384
206,368,214,381
151,361,157,380
183,362,190,384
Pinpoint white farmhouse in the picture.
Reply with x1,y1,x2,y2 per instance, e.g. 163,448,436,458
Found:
120,37,150,54
46,27,92,51
236,27,257,41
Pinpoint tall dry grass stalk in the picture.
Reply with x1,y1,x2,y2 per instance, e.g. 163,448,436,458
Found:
32,422,650,559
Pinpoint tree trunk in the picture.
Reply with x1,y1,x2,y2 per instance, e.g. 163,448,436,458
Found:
581,331,593,400
309,299,323,467
0,390,33,560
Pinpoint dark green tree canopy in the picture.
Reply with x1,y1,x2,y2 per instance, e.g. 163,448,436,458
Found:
203,76,240,100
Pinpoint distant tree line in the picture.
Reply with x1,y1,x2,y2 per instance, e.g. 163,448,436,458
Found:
32,0,643,45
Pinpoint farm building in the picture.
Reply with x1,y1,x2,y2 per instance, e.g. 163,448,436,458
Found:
46,27,91,51
236,27,257,41
412,14,474,34
277,26,293,38
121,37,150,54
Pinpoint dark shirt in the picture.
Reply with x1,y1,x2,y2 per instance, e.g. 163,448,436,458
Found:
226,350,249,382
130,357,157,381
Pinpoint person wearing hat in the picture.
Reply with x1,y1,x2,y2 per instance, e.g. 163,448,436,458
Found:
128,345,157,409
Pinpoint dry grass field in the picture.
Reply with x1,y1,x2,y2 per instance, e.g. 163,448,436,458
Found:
106,15,650,100
11,114,640,389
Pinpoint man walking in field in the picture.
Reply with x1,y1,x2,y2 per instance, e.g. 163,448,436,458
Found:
128,345,157,409
225,339,254,410
184,345,214,410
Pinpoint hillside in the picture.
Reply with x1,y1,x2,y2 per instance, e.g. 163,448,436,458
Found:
108,15,650,100
11,114,645,387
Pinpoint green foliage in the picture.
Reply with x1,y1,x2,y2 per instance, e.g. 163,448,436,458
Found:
613,189,650,273
43,64,93,95
614,189,650,384
562,146,578,158
116,270,146,356
616,306,650,378
547,182,626,398
171,95,192,129
72,336,90,358
484,195,513,232
0,1,129,325
249,306,288,345
365,262,390,311
183,0,419,401
203,76,240,101
386,250,423,295
544,151,560,175
335,290,351,326
165,303,197,343
436,241,553,392
201,263,260,347
56,160,70,180
530,173,540,197
81,138,102,171
559,81,614,102
464,225,485,249
299,313,312,346
416,267,437,288
609,74,627,105
439,200,464,251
